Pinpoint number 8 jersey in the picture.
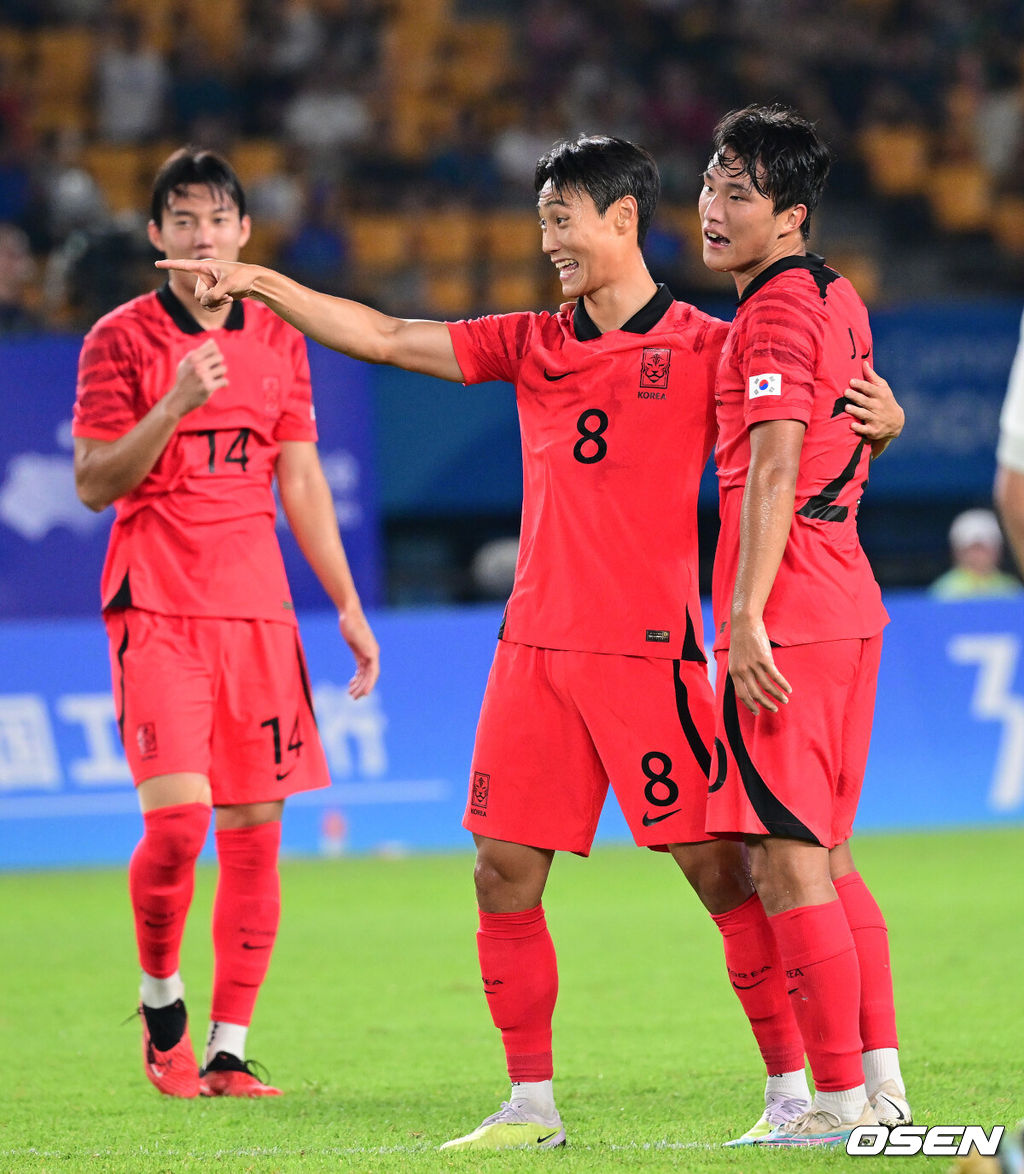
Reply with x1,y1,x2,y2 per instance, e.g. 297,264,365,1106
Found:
448,285,729,661
73,284,317,623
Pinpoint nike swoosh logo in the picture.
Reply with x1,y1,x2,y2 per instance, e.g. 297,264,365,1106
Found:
275,768,293,781
731,977,769,990
543,369,575,381
875,1095,909,1123
241,941,271,950
536,1131,560,1144
642,809,681,826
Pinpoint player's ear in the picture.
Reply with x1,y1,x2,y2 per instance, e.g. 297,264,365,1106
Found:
238,214,252,250
614,195,639,238
146,219,164,254
778,203,807,239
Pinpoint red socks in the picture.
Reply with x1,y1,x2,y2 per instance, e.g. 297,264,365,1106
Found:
129,803,210,978
834,871,899,1052
210,822,282,1026
769,899,864,1092
711,893,805,1074
477,905,557,1082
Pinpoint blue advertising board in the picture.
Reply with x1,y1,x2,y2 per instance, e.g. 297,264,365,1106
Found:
1,595,1022,871
0,336,381,618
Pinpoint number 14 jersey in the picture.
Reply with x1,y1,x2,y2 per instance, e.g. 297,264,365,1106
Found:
448,285,729,660
73,285,317,623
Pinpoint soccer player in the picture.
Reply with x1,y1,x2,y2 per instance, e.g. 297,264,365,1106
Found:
995,310,1024,575
158,134,902,1148
700,104,911,1146
72,148,379,1099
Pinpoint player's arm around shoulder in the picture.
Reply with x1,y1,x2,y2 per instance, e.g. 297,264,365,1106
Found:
276,440,379,697
843,360,904,458
156,257,464,383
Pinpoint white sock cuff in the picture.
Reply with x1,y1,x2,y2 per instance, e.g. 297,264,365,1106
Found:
139,971,185,1008
204,1021,248,1066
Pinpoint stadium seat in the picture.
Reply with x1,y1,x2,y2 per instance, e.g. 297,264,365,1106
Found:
485,267,547,313
417,207,476,266
347,212,413,274
230,139,286,189
858,124,931,197
482,210,540,264
927,160,992,233
992,194,1024,255
425,265,475,316
81,143,148,215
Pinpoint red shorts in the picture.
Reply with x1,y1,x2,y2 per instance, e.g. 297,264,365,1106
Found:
465,640,716,854
105,609,330,805
705,634,882,848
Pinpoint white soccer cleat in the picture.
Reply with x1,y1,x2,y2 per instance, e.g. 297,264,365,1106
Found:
871,1078,912,1126
439,1100,566,1151
759,1101,878,1148
723,1092,812,1146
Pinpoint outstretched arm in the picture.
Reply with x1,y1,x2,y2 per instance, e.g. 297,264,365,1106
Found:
156,258,465,383
843,360,904,459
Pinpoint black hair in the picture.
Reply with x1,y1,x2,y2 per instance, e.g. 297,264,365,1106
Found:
708,105,831,240
150,146,247,226
535,134,660,248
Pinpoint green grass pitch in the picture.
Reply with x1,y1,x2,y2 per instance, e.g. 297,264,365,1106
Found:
2,828,1022,1172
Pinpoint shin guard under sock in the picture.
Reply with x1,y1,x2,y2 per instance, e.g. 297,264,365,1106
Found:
769,899,864,1093
129,803,210,978
834,871,899,1052
477,905,557,1082
712,892,805,1075
210,821,282,1027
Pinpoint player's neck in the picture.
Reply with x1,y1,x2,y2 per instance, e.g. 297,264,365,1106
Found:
732,241,806,298
582,265,658,334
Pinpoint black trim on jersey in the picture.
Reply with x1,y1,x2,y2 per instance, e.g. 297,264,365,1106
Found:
115,618,129,745
672,659,712,778
106,571,133,610
679,606,707,664
497,606,507,640
295,634,319,729
157,281,245,334
721,673,820,843
796,440,865,523
572,283,674,341
831,396,851,418
737,253,840,306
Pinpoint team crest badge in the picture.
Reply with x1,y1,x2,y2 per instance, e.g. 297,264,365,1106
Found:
640,347,671,389
136,722,158,759
471,771,490,812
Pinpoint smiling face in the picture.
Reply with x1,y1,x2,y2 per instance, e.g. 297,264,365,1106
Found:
698,153,806,293
537,180,634,300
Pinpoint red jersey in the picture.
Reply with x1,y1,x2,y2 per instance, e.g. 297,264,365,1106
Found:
712,255,888,650
448,285,728,660
73,285,317,623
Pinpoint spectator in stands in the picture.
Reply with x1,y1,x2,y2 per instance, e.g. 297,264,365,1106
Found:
95,14,169,144
929,508,1022,599
0,222,41,335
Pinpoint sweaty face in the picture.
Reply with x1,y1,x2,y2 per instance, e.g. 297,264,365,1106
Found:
149,184,251,264
537,180,621,300
699,154,802,289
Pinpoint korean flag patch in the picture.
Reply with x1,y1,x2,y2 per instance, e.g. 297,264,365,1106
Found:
748,373,782,399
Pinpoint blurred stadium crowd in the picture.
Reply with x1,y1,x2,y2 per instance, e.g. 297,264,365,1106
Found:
1,0,1024,335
